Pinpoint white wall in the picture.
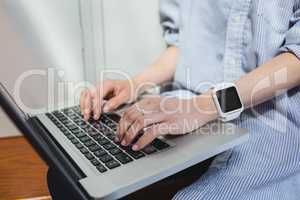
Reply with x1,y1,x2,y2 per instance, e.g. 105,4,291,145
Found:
101,0,165,78
83,0,165,81
0,0,165,138
0,0,85,137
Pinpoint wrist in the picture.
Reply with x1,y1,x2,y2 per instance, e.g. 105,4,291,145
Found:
132,73,159,96
131,76,148,96
194,91,218,123
132,75,144,87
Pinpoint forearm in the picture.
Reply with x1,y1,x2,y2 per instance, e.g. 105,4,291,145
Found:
195,53,300,123
235,53,300,109
133,46,179,90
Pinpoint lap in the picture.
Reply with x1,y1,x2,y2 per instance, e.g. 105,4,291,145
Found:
173,109,300,200
48,159,213,200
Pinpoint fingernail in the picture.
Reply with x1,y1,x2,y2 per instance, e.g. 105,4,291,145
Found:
121,140,126,146
114,137,119,142
132,145,138,151
103,105,109,113
94,114,98,120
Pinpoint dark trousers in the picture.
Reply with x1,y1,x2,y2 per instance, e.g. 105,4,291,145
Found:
48,158,213,200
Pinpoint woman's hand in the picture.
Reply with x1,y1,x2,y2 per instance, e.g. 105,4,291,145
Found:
80,79,139,121
116,94,218,151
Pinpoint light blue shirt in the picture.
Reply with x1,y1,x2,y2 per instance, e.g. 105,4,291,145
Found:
159,1,300,199
160,0,300,92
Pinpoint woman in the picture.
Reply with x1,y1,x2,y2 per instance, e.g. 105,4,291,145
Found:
80,0,300,199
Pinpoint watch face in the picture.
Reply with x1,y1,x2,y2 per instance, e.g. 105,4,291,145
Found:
216,86,242,113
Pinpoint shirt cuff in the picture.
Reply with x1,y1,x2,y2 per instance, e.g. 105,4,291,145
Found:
163,29,179,47
279,44,300,60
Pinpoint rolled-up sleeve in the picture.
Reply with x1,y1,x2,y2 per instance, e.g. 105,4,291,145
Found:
159,0,180,46
279,2,300,59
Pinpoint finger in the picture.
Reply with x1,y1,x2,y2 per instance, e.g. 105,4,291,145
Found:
92,82,114,119
97,81,114,113
122,113,166,146
91,89,101,120
132,123,169,151
83,90,92,121
116,109,139,143
103,92,127,113
80,90,87,115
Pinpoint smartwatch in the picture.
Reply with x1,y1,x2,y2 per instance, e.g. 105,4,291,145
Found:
212,83,244,122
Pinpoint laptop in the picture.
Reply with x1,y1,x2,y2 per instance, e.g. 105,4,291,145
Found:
0,82,249,200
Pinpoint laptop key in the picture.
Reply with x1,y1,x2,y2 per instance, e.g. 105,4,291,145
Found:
59,127,67,132
71,139,79,144
66,125,77,130
84,140,96,147
142,145,157,155
85,153,95,160
74,132,86,138
83,127,94,133
106,113,121,123
80,148,89,154
61,119,70,124
56,124,63,129
94,149,107,157
77,121,86,126
88,145,102,152
97,138,110,145
91,159,101,166
106,133,115,140
99,154,113,163
109,148,121,155
67,135,75,140
103,143,115,150
88,131,100,137
52,120,60,125
79,136,91,142
152,139,170,150
92,134,103,140
125,148,145,159
75,143,84,149
96,164,107,173
105,159,120,169
115,153,133,164
62,130,71,136
69,114,77,119
80,124,89,129
71,128,80,134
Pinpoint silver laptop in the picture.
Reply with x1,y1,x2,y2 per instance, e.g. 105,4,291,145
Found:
0,83,248,200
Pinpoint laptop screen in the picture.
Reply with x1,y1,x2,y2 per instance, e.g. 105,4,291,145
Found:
0,82,29,123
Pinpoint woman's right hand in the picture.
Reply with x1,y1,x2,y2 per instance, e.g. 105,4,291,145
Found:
80,79,138,121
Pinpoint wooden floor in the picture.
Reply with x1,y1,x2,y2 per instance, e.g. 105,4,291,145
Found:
0,136,51,200
0,136,212,200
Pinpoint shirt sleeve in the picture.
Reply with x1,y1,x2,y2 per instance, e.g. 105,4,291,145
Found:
159,0,180,46
279,2,300,58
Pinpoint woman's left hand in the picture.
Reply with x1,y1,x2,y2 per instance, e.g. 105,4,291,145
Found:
116,94,218,151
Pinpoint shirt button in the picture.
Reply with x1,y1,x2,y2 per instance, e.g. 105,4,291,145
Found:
216,54,224,61
227,58,236,66
232,16,241,23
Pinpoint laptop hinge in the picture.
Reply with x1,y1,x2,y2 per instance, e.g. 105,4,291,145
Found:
28,117,91,200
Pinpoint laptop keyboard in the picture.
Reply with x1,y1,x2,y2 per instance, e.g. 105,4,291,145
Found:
45,106,170,173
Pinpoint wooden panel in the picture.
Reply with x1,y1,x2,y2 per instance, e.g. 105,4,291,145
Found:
0,137,212,200
0,136,51,200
